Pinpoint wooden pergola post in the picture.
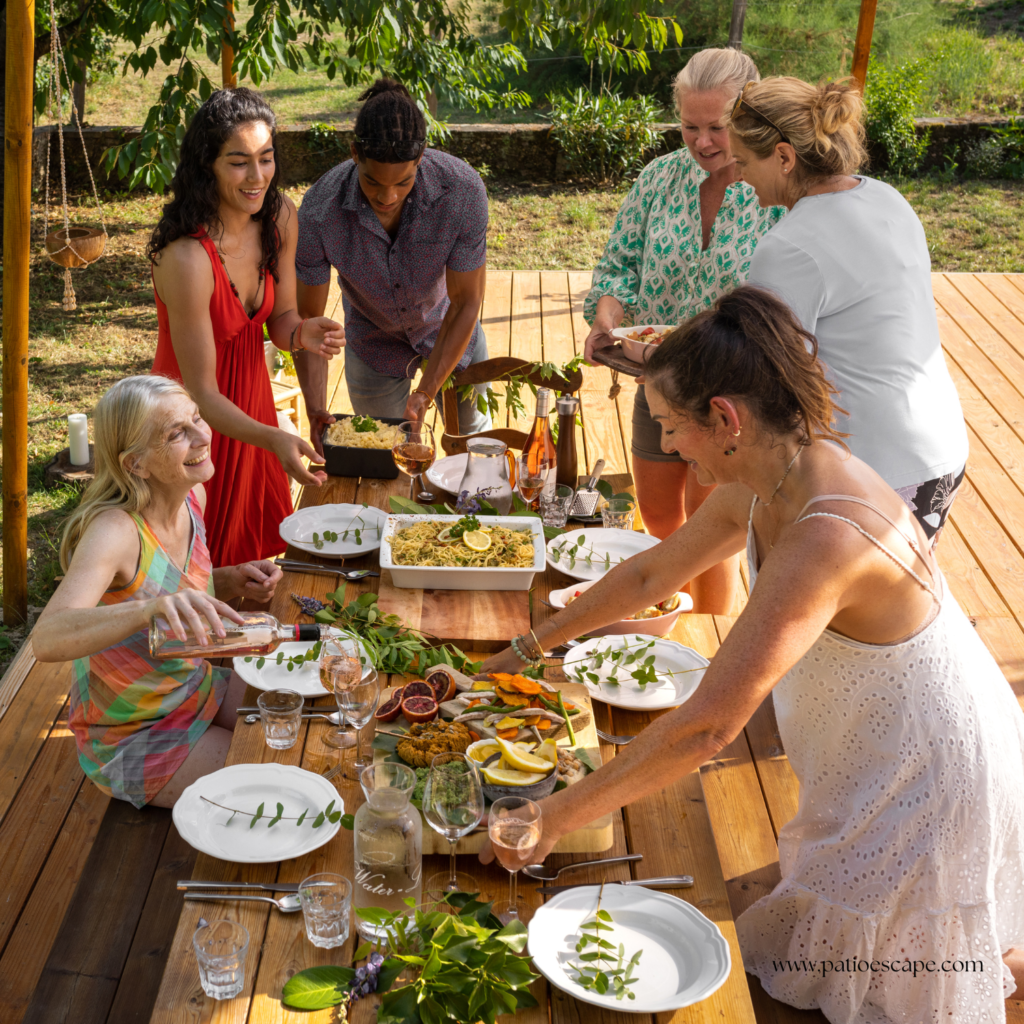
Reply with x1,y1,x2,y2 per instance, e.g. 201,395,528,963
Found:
851,0,878,92
222,0,237,88
2,0,34,626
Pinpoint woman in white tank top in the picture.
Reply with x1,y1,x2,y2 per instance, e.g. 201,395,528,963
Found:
479,286,1024,1022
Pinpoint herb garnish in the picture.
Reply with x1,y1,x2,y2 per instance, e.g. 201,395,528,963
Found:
351,414,379,433
448,513,480,539
199,795,353,831
244,638,325,672
550,535,625,573
568,884,643,1001
569,637,704,689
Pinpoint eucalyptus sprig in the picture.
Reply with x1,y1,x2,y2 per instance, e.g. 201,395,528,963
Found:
568,884,643,1001
569,637,704,689
243,638,325,672
311,504,383,549
550,535,625,573
200,795,354,831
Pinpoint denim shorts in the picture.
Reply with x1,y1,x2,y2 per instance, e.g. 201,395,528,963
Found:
631,384,683,463
344,324,492,435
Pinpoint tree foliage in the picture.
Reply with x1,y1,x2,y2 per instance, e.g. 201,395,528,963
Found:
34,0,680,191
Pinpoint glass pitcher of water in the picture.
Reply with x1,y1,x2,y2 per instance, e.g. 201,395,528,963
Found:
353,763,422,941
455,438,515,514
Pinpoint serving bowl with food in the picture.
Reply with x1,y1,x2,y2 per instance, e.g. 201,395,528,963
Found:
321,413,405,478
371,666,606,853
380,513,545,590
548,578,692,637
611,324,676,363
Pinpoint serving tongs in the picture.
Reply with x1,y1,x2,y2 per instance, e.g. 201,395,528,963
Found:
568,459,605,518
274,558,379,580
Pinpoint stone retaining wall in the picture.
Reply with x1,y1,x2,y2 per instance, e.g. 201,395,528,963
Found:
31,116,1010,192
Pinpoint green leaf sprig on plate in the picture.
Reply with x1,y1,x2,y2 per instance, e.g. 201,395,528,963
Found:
243,638,324,673
568,884,643,1001
199,795,354,831
282,893,540,1022
311,505,383,550
569,637,704,690
550,535,625,573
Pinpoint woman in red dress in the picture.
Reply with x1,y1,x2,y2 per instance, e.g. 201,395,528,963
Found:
149,88,344,567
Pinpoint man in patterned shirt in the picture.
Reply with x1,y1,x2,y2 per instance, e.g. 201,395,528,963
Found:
294,78,492,450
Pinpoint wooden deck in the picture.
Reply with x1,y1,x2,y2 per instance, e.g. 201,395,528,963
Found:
1,271,1024,1023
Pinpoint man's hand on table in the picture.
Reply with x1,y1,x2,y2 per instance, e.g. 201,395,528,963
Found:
223,560,283,604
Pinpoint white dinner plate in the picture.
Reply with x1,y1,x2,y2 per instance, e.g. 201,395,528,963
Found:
233,637,373,697
528,884,730,1013
173,763,343,864
424,453,468,495
279,504,388,559
562,634,709,710
546,528,660,583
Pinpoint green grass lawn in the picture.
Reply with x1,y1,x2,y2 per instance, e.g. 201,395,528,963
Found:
1,175,1022,668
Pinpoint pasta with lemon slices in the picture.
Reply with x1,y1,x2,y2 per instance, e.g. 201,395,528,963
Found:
390,521,537,568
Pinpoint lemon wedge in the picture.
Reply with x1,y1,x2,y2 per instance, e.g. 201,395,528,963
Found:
534,738,559,765
462,530,491,552
466,739,501,764
497,737,555,773
482,767,549,787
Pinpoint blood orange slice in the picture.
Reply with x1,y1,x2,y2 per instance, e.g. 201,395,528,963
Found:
402,680,434,700
400,696,439,723
426,667,457,704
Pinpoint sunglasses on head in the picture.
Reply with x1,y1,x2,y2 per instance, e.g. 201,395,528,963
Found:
356,137,426,162
731,86,791,146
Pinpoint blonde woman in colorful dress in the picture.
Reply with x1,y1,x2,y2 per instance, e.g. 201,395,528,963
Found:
584,47,785,613
33,376,282,809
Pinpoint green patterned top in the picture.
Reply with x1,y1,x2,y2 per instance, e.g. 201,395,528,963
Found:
584,147,786,326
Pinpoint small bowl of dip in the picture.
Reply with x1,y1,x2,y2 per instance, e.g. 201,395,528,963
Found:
548,579,692,637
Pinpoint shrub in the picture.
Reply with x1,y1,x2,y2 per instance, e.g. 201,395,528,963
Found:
541,89,662,184
987,118,1024,179
864,56,931,177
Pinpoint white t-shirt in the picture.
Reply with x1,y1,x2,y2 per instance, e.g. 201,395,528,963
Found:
747,176,968,490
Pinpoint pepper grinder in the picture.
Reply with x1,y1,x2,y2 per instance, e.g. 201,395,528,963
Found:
555,395,579,488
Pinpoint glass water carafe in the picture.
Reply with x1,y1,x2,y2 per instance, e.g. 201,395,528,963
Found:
455,438,515,514
353,763,422,940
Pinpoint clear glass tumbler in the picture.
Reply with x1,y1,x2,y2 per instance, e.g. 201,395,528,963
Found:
256,689,303,750
600,498,636,530
193,919,249,999
298,873,352,948
540,483,574,527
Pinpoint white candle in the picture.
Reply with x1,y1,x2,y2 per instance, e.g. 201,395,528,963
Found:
68,413,90,466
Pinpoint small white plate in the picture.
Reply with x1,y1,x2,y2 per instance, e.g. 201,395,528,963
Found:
425,453,468,495
173,763,343,864
528,884,730,1013
233,637,373,697
546,528,660,583
280,504,388,559
611,324,675,363
562,634,708,710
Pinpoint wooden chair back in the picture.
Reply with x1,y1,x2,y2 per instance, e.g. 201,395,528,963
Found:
440,357,582,457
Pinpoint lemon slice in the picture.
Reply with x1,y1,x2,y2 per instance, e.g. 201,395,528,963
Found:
466,739,501,764
497,737,555,773
436,527,454,542
534,738,559,765
462,530,491,552
482,767,549,787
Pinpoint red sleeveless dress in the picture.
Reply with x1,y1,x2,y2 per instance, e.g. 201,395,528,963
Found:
151,231,292,567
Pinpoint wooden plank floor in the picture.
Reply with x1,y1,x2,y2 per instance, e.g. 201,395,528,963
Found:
2,272,1024,1022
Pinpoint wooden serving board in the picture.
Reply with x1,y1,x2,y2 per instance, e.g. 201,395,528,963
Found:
372,681,613,855
592,344,643,377
376,568,529,651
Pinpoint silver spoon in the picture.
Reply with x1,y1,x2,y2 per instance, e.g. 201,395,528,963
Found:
523,853,642,882
244,711,342,726
184,892,301,913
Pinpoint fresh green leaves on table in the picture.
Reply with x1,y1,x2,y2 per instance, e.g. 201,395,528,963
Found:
282,965,356,1010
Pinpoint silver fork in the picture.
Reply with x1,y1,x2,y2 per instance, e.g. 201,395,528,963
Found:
596,728,636,746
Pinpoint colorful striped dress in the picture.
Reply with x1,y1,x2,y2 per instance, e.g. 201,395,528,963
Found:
69,493,230,808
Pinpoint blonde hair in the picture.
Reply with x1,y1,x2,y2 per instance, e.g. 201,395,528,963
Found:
60,375,193,570
674,47,759,110
729,76,866,180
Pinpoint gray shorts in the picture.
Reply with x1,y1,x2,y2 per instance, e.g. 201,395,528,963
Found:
631,384,683,463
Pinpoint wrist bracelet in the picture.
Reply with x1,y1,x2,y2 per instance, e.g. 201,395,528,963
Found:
412,387,432,403
528,629,545,659
290,318,309,354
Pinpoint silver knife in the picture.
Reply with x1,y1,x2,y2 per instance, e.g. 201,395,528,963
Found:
536,875,693,895
275,558,379,579
178,880,300,893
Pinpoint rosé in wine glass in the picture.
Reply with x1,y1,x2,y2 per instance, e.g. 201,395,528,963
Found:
488,796,542,924
393,420,436,503
320,635,362,749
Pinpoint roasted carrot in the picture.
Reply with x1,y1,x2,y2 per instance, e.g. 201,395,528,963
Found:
496,727,519,740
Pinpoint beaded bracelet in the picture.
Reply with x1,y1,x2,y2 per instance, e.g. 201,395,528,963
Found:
511,634,543,667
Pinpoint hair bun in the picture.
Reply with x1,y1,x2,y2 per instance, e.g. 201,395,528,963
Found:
811,81,862,137
358,78,412,103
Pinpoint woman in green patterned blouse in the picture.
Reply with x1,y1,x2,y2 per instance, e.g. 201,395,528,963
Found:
584,47,785,613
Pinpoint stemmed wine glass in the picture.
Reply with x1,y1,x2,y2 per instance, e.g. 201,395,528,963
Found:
336,671,380,776
422,752,485,899
319,635,363,749
517,450,552,511
488,796,542,924
393,420,437,503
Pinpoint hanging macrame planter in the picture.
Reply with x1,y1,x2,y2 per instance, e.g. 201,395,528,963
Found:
41,0,107,311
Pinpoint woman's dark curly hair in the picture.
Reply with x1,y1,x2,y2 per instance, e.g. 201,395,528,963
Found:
148,88,283,279
644,285,848,447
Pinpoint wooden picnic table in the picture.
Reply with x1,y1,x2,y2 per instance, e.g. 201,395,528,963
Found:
3,271,1024,1024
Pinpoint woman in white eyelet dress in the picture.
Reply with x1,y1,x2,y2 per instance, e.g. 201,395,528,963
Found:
739,493,1024,1023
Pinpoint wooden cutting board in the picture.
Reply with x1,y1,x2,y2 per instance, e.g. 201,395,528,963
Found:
372,681,613,855
376,568,530,651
